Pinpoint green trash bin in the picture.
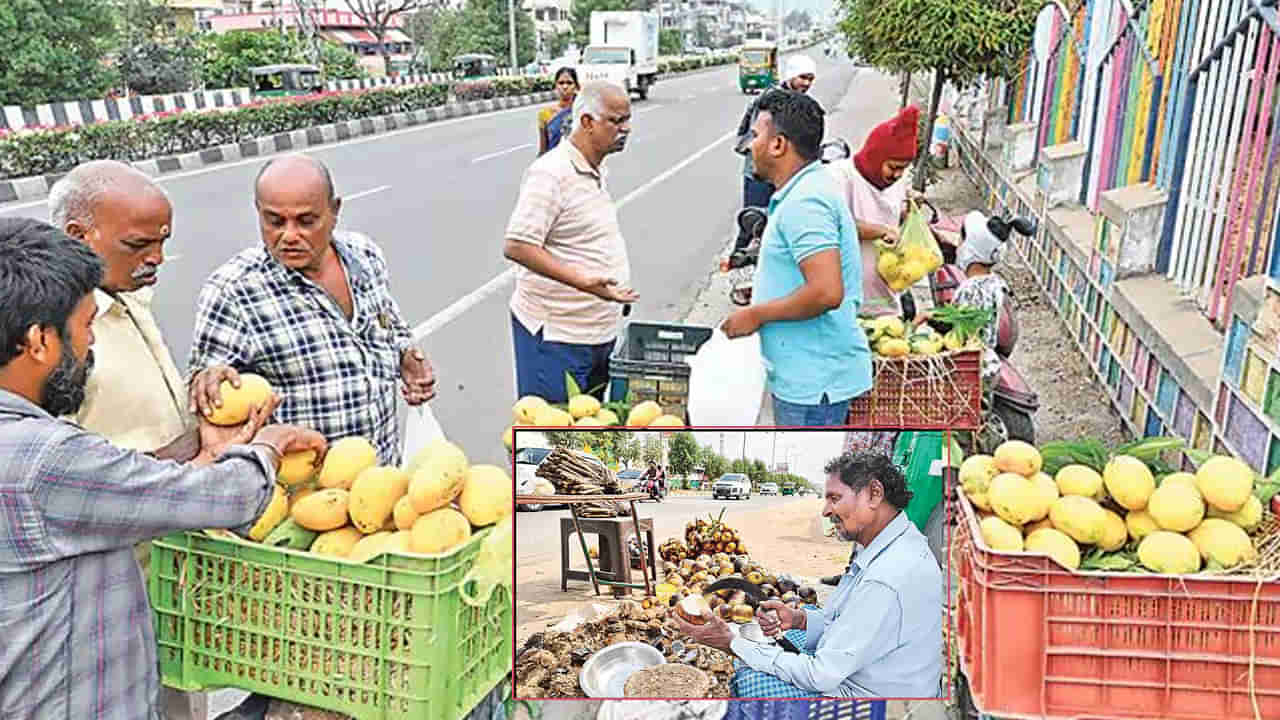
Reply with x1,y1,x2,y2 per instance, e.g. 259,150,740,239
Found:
893,431,946,533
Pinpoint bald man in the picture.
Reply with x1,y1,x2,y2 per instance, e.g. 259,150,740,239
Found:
187,154,435,466
50,160,246,460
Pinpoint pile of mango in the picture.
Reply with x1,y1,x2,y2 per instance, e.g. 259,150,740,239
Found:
876,240,942,293
963,440,1268,575
860,316,951,358
502,396,683,450
207,373,512,563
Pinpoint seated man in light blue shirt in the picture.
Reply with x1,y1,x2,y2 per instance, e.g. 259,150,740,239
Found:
721,89,873,426
674,451,944,698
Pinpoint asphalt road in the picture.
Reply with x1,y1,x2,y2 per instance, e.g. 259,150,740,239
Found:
0,54,866,466
515,492,812,566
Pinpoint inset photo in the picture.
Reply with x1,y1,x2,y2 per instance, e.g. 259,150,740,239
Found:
514,428,954,701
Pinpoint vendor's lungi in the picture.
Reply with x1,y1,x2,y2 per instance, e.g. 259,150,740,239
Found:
730,627,814,698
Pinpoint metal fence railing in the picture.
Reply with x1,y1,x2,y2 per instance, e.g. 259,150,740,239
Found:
1158,0,1280,328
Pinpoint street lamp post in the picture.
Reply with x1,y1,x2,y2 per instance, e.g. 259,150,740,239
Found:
508,0,518,70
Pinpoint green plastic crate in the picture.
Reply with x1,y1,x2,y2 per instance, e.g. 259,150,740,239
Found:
148,528,511,720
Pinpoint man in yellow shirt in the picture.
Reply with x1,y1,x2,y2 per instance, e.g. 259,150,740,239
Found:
49,159,271,720
50,160,239,456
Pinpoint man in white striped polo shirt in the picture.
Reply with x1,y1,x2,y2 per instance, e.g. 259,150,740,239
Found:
503,81,639,404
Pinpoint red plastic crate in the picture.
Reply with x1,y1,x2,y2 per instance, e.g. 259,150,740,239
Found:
848,350,982,429
952,492,1280,719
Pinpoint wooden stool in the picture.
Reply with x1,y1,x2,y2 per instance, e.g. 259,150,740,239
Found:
560,516,656,593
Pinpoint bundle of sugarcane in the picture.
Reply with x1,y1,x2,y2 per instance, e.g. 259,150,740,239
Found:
536,449,620,494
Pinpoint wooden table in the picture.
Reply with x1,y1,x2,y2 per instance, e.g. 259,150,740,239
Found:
515,492,653,596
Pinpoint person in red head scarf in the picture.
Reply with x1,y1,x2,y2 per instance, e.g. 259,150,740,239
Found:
829,104,923,318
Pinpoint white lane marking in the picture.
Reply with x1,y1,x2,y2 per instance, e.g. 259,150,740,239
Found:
344,184,391,201
471,143,534,163
409,129,735,343
1,64,754,214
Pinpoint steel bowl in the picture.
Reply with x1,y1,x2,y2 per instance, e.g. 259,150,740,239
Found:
579,641,666,698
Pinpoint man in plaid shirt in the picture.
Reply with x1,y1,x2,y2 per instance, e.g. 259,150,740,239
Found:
0,217,327,719
187,155,436,465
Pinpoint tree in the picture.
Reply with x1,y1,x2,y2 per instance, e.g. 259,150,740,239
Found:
456,0,537,68
198,30,363,89
546,30,572,60
113,0,200,94
0,0,119,107
544,431,584,450
659,28,682,55
570,0,631,50
344,0,430,75
693,19,712,49
699,445,727,480
837,0,1041,191
668,432,699,477
748,459,768,489
617,433,641,466
642,435,664,466
407,5,466,72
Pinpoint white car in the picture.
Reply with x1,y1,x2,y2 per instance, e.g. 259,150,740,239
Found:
515,447,611,511
712,473,751,500
760,483,779,495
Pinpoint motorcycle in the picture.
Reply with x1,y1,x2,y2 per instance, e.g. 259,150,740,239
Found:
641,475,666,502
722,138,853,306
917,199,1041,449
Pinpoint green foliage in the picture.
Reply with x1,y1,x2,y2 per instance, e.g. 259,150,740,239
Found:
668,432,699,476
693,19,713,49
197,30,364,90
699,445,727,480
0,83,458,178
836,0,1040,86
546,31,572,59
837,0,1041,190
0,0,119,106
456,0,538,67
641,435,664,465
659,29,683,55
119,34,202,96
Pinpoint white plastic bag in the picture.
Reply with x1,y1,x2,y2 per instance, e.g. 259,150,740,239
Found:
401,402,445,463
686,328,766,426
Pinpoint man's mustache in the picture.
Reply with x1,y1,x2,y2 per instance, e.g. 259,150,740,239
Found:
132,263,158,280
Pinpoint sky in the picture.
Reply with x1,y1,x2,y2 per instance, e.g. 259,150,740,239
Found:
692,430,846,482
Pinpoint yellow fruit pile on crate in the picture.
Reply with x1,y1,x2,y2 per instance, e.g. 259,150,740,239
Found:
961,437,1279,574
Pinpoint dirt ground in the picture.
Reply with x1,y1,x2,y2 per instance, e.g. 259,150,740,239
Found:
515,497,849,649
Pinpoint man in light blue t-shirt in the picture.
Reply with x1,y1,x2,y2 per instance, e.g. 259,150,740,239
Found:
722,89,873,426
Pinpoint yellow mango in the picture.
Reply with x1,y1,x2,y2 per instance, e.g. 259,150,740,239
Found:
248,485,289,542
206,374,273,426
290,488,351,531
310,526,363,558
458,465,513,527
408,440,469,513
278,450,319,487
317,436,378,490
349,466,410,534
393,494,421,531
410,508,472,554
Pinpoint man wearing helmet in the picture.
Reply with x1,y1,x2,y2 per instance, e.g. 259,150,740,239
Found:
735,55,818,209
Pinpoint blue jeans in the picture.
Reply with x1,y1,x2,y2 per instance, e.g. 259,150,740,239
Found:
744,176,775,208
772,393,850,427
512,314,615,403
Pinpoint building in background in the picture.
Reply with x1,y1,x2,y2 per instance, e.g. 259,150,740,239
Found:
205,5,414,76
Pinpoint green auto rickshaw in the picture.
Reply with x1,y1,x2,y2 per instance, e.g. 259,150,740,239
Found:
453,53,498,79
249,64,324,98
738,42,778,94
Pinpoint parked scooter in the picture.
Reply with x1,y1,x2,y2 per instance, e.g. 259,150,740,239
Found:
917,199,1041,449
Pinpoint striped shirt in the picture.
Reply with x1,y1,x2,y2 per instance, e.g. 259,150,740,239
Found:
506,140,631,345
0,389,276,720
187,231,413,465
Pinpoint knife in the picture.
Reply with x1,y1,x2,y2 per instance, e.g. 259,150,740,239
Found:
704,578,802,654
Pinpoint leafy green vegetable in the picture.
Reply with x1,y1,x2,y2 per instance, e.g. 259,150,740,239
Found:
1079,547,1139,572
930,304,994,339
564,371,582,399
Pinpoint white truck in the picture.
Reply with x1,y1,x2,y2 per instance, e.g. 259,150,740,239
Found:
578,11,659,100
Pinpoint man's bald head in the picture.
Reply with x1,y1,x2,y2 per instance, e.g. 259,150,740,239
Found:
253,154,337,209
48,160,171,293
252,154,343,276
